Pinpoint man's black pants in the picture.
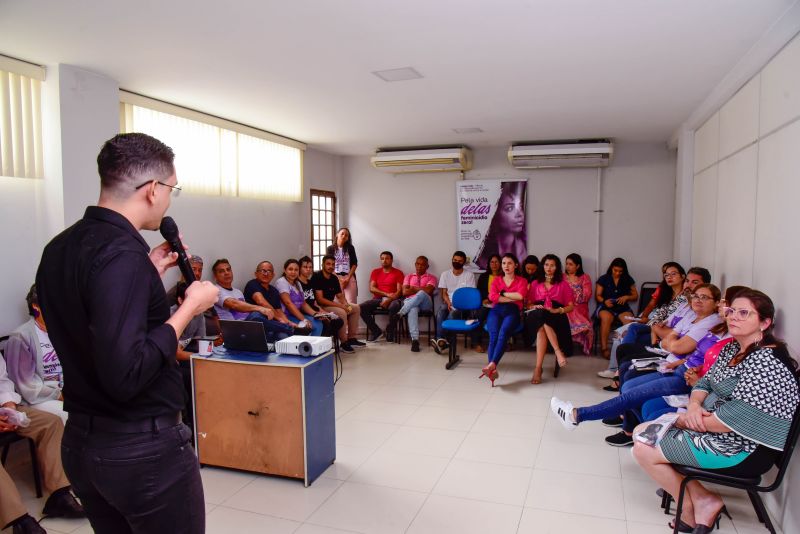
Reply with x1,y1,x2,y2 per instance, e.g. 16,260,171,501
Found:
62,418,204,534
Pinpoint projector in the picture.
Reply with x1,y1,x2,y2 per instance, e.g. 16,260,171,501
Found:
275,336,333,357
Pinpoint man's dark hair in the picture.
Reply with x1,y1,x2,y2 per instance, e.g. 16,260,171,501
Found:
687,266,711,283
380,251,393,260
97,133,175,193
322,254,336,264
26,284,38,316
212,258,231,273
299,255,313,266
417,255,429,264
453,251,467,261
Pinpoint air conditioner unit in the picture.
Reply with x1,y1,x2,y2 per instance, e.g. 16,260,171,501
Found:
508,140,613,169
371,146,473,173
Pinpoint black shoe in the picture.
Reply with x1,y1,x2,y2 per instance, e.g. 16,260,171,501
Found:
11,515,45,534
385,330,395,343
367,329,385,342
348,339,366,347
339,342,355,354
430,338,443,354
604,431,634,447
411,340,420,352
602,416,623,427
42,487,85,519
602,383,620,392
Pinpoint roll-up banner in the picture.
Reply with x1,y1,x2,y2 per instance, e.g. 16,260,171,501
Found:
456,179,527,270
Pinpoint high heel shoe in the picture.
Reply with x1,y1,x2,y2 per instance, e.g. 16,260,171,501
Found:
668,517,694,533
479,365,499,387
531,366,543,384
555,348,568,368
691,506,731,533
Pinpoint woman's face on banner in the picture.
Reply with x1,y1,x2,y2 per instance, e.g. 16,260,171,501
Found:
497,190,524,233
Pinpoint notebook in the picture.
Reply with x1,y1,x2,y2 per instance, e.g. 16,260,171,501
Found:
218,320,271,352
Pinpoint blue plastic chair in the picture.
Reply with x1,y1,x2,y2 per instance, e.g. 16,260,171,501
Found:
441,287,482,369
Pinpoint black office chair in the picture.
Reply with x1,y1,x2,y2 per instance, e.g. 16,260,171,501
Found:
637,281,661,317
0,335,43,498
663,399,800,534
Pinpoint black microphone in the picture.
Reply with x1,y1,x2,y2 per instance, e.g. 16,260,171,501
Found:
159,216,196,283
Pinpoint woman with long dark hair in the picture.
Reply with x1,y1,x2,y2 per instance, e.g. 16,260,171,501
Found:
480,253,526,386
474,254,503,353
276,259,324,336
521,255,540,284
326,227,358,303
474,181,527,269
595,257,638,358
525,254,575,384
564,253,593,355
632,290,798,533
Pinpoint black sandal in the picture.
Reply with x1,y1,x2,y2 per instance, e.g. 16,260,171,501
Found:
602,379,620,392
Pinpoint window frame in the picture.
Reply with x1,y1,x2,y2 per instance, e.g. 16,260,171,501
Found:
310,189,337,270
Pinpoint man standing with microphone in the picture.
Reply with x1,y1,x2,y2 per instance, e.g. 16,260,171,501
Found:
36,133,218,533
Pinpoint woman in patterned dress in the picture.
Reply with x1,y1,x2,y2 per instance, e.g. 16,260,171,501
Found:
632,289,799,533
564,253,593,355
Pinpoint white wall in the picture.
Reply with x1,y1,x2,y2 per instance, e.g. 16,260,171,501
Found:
341,142,676,302
689,32,800,533
0,63,343,335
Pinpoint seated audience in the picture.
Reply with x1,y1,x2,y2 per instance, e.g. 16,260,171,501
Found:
480,254,526,386
297,256,345,339
550,283,723,447
1,355,85,533
395,256,437,352
564,253,593,355
211,258,294,341
521,254,540,283
359,251,404,342
431,251,478,354
171,282,205,431
243,260,306,331
275,259,323,336
595,257,638,358
312,255,363,352
327,227,359,304
475,254,502,353
4,285,66,423
525,254,575,384
632,290,798,533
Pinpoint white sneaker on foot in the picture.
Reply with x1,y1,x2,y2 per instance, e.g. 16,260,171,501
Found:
597,369,617,379
550,397,577,431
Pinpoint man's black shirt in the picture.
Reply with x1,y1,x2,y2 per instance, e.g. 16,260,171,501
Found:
36,206,181,420
310,271,342,302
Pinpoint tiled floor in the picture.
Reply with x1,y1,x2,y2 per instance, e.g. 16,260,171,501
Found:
2,342,780,533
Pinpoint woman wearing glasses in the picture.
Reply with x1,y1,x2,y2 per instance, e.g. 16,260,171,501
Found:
549,284,723,446
630,290,799,533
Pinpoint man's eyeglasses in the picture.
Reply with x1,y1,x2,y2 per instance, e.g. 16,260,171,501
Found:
134,180,182,197
723,307,757,320
258,269,274,275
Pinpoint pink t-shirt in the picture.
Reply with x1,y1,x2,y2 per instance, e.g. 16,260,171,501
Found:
370,267,404,297
403,272,437,289
489,275,528,310
527,280,574,308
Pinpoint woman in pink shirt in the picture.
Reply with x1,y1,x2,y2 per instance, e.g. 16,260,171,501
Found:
525,254,575,384
481,253,527,386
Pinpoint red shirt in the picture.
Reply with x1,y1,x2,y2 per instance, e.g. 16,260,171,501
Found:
370,267,404,297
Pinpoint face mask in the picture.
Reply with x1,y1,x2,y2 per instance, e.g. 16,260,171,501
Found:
452,261,464,270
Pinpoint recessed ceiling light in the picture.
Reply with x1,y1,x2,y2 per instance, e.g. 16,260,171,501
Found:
452,127,483,134
372,67,423,82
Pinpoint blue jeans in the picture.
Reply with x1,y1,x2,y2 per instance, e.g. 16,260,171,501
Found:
642,397,678,421
398,292,432,340
486,303,520,365
435,304,479,342
288,314,323,336
575,367,690,432
245,312,293,342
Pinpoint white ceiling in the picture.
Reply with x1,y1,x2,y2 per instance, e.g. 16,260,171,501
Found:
0,0,796,155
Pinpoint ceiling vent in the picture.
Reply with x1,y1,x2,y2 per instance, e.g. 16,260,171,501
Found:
371,146,473,174
508,139,613,169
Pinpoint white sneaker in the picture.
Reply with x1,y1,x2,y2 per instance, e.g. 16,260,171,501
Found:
550,397,577,431
597,369,617,379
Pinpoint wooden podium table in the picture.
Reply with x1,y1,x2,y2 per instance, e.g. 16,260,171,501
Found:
191,349,335,486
